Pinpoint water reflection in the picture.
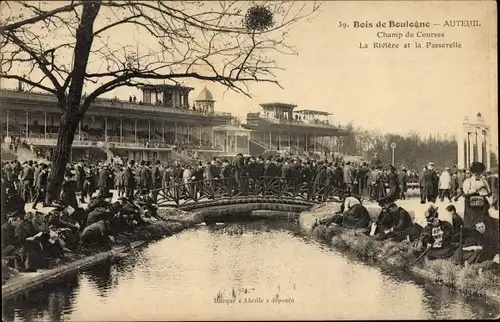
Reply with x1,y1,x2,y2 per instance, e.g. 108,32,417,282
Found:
3,220,499,321
3,275,79,322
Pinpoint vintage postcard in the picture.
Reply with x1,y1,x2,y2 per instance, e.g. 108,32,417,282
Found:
1,0,498,321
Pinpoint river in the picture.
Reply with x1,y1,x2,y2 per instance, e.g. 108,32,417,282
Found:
2,220,499,321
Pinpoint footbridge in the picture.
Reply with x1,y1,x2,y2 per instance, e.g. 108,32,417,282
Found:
154,176,347,212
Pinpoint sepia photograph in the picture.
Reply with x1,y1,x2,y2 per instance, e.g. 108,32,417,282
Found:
0,0,498,320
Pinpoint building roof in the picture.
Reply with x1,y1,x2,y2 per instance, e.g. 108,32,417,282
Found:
260,103,297,111
295,109,331,116
139,84,194,92
196,87,214,101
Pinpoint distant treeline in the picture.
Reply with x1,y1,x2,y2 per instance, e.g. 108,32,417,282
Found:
327,122,497,170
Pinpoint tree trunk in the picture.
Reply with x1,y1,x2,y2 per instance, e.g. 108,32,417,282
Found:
46,110,80,203
45,1,101,203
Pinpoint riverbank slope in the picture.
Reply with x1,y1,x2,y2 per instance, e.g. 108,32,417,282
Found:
2,208,203,299
299,199,500,304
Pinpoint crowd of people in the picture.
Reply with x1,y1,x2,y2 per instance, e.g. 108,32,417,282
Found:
1,152,499,278
317,160,499,269
1,158,161,276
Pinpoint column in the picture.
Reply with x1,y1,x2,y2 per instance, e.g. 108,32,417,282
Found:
134,120,137,141
486,130,491,170
457,128,465,169
269,132,272,148
44,113,47,139
148,121,151,141
296,133,299,149
212,128,215,148
162,122,165,142
235,132,238,152
468,132,473,167
5,110,9,137
288,133,291,148
187,125,190,143
120,118,123,142
331,136,334,158
199,126,202,143
464,132,472,169
305,133,308,151
104,117,108,142
175,123,178,141
226,131,229,152
474,129,479,162
278,132,281,151
25,110,29,139
314,134,317,153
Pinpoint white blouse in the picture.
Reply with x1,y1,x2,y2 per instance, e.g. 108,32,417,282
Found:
462,176,490,196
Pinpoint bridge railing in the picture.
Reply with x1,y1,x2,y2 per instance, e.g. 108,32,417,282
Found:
153,176,354,208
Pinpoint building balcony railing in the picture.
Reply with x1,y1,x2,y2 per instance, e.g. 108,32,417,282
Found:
262,116,341,129
0,89,232,118
23,137,175,150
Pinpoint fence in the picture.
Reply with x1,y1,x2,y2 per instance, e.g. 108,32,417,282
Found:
153,176,354,208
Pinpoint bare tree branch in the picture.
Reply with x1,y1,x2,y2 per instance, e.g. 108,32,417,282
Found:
0,1,82,33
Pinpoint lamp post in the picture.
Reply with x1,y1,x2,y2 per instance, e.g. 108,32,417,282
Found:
390,142,397,165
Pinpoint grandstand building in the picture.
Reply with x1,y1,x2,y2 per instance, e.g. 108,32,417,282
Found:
0,85,236,162
242,103,349,157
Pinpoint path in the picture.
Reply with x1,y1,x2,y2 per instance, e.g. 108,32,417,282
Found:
24,190,499,225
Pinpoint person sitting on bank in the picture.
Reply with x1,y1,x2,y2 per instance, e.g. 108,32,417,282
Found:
445,204,464,243
81,219,115,250
452,222,488,265
414,205,456,261
318,194,370,230
86,201,119,226
462,161,491,228
373,201,414,241
338,195,371,230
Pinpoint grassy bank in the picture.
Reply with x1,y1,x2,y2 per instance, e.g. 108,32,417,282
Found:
311,224,500,300
2,208,203,297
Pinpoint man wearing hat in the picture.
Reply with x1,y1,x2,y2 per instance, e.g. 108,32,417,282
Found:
397,167,407,200
422,162,438,203
264,156,279,177
438,167,452,203
20,161,34,202
32,163,49,210
414,205,456,261
151,160,163,202
124,160,136,199
98,163,110,198
373,201,414,241
384,164,400,203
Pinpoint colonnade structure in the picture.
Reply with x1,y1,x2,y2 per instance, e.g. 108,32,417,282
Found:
241,102,349,158
0,85,235,162
457,113,492,170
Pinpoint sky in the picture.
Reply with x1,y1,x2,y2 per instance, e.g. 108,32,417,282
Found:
1,0,497,150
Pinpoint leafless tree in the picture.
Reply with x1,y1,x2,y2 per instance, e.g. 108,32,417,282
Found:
0,0,320,201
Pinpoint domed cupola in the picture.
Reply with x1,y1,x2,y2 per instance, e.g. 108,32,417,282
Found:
194,86,215,113
197,87,214,101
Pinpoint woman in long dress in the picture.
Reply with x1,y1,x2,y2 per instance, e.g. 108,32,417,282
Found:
462,162,491,228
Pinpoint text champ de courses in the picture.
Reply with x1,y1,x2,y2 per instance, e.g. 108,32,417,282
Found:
377,32,445,39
